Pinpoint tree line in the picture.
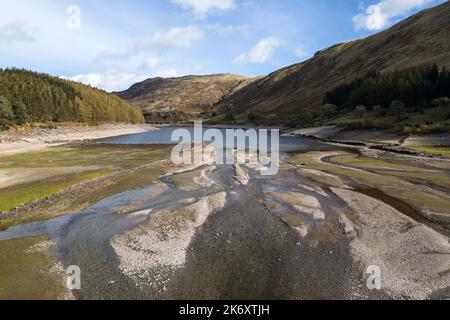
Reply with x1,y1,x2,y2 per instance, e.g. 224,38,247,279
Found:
323,64,450,113
0,68,144,129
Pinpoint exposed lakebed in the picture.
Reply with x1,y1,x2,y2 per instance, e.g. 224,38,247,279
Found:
0,127,449,299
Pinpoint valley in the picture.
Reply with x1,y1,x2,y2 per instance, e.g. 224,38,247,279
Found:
0,0,449,302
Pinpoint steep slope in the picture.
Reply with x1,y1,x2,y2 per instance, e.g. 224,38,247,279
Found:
0,69,144,127
116,74,253,122
215,1,450,123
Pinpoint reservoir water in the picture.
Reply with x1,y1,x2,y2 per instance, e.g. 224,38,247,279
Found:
99,126,327,152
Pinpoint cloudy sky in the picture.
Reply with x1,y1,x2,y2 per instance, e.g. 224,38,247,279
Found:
0,0,445,91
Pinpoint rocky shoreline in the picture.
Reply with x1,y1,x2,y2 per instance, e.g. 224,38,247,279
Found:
288,125,450,158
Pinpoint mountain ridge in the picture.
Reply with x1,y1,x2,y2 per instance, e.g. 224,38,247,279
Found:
212,1,450,123
116,73,254,123
116,2,450,128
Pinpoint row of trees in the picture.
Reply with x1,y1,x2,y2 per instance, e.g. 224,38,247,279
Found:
323,64,450,112
143,110,193,124
0,68,144,129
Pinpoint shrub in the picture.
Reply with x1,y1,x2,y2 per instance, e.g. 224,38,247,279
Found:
320,104,337,118
247,112,258,122
290,112,314,127
354,105,367,118
225,112,235,122
387,100,405,116
431,97,449,108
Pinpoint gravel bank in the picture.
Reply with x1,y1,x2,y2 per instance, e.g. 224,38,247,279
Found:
332,187,450,299
111,192,227,291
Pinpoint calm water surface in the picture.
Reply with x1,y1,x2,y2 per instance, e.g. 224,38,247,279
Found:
100,126,327,152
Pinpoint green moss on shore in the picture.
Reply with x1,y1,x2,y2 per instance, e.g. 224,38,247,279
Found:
0,144,171,229
0,236,69,300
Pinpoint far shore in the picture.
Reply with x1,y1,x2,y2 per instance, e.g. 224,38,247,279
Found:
288,125,450,158
0,124,158,155
1,122,450,158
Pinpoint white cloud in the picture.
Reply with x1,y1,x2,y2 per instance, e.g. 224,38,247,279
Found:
0,22,35,44
234,37,281,64
205,23,250,36
294,46,307,58
138,25,204,51
0,1,135,70
69,70,147,92
155,68,179,78
143,55,161,69
353,0,435,30
68,67,182,91
96,25,204,65
171,0,236,17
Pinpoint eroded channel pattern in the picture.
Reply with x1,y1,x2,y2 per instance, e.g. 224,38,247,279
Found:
0,145,449,300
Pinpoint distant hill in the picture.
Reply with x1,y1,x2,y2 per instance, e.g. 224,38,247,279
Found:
0,69,144,129
211,1,450,125
116,74,253,123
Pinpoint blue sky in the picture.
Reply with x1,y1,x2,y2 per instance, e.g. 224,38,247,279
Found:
0,0,446,91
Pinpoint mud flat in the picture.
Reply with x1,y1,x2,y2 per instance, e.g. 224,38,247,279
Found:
0,128,449,300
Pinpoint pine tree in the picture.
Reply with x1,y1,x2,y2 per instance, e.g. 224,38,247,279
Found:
0,69,144,125
324,64,450,112
0,94,14,129
12,100,28,124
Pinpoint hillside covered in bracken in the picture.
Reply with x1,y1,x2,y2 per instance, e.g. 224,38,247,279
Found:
210,1,450,129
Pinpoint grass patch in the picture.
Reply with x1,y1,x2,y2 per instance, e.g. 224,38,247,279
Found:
408,146,450,157
298,169,345,188
281,212,307,229
0,144,172,228
0,144,170,169
329,154,430,172
0,236,68,300
0,169,111,211
64,166,166,214
385,171,450,189
329,153,450,189
292,151,450,214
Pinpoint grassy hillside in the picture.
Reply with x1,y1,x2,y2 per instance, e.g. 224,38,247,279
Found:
212,1,450,126
116,74,253,123
0,69,144,129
